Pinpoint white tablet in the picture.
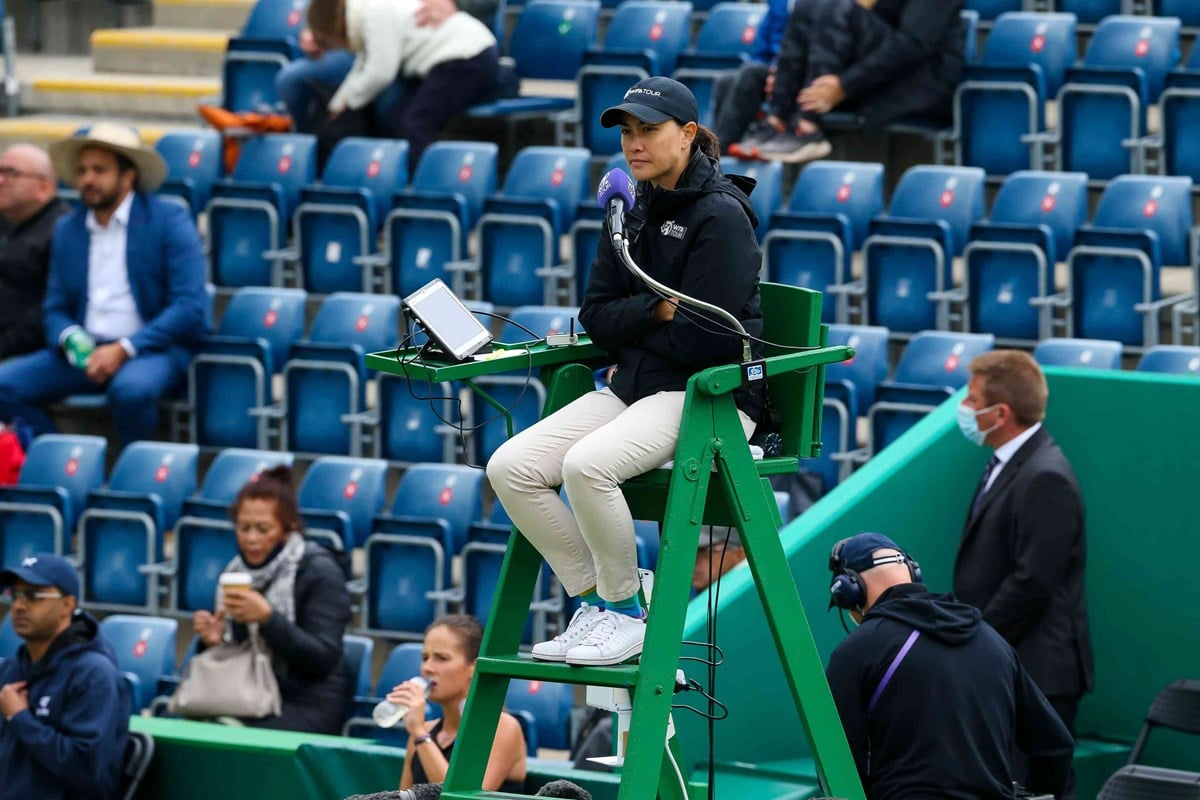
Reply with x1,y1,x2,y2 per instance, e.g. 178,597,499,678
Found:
403,279,493,362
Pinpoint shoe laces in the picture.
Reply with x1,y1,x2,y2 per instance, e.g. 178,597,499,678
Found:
577,612,620,647
554,603,596,642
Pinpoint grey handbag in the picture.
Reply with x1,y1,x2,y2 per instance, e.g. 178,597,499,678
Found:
168,625,282,720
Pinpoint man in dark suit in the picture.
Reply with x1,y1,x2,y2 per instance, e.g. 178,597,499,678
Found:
0,123,207,447
952,350,1093,799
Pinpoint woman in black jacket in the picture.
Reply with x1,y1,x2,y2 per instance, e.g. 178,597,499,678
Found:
487,77,763,668
192,465,351,734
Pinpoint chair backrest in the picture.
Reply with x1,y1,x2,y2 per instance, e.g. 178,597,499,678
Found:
297,456,389,549
1136,346,1200,375
409,141,499,230
307,292,401,353
893,331,996,387
320,137,410,223
218,287,309,373
1091,175,1194,266
496,146,592,233
1032,337,1123,369
388,464,485,555
887,166,987,257
505,678,574,750
120,730,155,800
1059,0,1123,26
500,306,583,343
98,615,178,710
787,161,886,250
1156,0,1200,27
106,442,199,531
509,0,600,80
758,283,825,458
1097,764,1200,800
195,449,295,504
980,12,1078,96
692,3,767,57
14,434,107,529
825,324,890,416
719,157,782,241
1128,678,1200,764
964,0,1022,21
1082,15,1181,101
230,134,318,215
376,641,425,695
603,0,694,74
988,170,1089,262
342,633,375,697
241,0,307,41
155,129,224,210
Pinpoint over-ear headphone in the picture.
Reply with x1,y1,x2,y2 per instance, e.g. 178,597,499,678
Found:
828,537,922,612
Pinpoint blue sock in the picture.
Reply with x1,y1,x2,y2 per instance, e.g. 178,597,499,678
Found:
608,593,644,619
580,588,604,609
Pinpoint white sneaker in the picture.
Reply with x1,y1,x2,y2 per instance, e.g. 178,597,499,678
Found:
565,611,646,667
531,603,605,662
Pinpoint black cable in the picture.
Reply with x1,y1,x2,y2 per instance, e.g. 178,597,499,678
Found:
645,288,827,354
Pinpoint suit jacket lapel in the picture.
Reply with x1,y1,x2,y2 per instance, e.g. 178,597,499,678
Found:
962,427,1050,534
125,192,149,319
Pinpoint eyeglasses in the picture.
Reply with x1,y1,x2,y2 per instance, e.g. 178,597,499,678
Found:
0,166,48,181
2,589,65,603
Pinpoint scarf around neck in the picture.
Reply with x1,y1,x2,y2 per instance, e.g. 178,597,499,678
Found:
221,531,307,624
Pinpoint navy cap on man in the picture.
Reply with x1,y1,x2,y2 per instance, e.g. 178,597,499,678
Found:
0,553,80,598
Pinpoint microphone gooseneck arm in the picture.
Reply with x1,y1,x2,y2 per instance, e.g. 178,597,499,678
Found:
612,231,753,364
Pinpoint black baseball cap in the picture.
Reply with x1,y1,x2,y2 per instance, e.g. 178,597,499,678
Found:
0,553,80,597
830,532,906,575
600,77,699,128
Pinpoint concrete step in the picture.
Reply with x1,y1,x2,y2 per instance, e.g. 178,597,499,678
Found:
23,73,221,120
153,0,255,30
92,27,231,76
0,114,190,150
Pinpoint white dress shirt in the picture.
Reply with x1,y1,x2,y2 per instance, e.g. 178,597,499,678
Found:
983,421,1042,493
83,192,143,353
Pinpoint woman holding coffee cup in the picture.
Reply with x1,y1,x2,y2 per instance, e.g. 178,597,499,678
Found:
192,465,352,734
392,615,527,793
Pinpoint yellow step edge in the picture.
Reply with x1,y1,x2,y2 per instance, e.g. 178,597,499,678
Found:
0,119,171,144
31,78,220,97
91,29,231,52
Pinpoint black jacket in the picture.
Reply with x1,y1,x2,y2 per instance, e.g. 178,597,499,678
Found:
0,198,69,360
228,543,352,734
579,149,765,421
827,584,1074,800
0,612,131,800
954,427,1094,699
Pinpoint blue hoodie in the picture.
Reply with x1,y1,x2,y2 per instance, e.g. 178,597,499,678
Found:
0,611,131,800
749,0,794,64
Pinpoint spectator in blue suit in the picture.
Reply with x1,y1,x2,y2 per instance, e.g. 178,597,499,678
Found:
0,123,208,448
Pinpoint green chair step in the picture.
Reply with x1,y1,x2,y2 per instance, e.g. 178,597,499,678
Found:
475,654,641,688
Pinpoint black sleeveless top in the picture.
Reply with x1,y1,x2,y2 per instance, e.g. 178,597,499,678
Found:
410,719,526,793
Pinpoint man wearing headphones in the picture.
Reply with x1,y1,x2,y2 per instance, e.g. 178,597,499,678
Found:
825,532,1074,799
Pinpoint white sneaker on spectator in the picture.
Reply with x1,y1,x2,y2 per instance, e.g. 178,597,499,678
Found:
565,611,646,667
531,603,605,662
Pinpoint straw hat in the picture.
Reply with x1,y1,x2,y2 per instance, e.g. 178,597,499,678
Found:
48,122,168,192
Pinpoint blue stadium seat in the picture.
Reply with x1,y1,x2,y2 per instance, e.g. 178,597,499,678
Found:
958,170,1089,342
290,137,408,295
180,448,295,520
567,154,627,302
799,397,852,495
460,146,592,307
98,614,177,712
576,64,649,158
586,0,693,75
1153,0,1200,27
505,678,574,750
297,456,388,550
1049,15,1181,181
952,13,1077,176
1158,66,1200,183
187,287,308,449
1062,175,1193,347
0,434,106,564
378,141,499,297
866,331,995,455
275,293,401,456
167,517,239,617
207,134,318,288
674,3,768,125
1136,345,1200,374
824,324,890,418
343,633,374,699
221,0,307,112
964,0,1022,21
1056,0,1121,26
1032,337,1123,369
856,166,986,335
718,157,782,242
343,641,443,742
765,161,886,324
375,463,485,559
79,442,198,612
155,129,223,215
358,529,449,640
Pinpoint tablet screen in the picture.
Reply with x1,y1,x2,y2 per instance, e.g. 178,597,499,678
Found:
403,279,493,361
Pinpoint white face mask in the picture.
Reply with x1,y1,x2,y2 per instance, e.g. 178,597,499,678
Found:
956,402,999,446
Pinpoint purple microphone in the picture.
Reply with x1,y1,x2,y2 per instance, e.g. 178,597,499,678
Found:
597,168,636,240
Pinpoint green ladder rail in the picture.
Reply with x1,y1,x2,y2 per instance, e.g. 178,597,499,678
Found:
365,283,866,800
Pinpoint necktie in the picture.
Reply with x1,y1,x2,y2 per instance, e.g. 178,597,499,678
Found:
970,455,1001,517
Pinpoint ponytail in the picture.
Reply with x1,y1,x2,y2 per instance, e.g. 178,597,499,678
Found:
692,124,721,160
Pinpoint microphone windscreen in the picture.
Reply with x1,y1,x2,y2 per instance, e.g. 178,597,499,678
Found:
409,783,444,800
535,779,593,800
596,168,635,210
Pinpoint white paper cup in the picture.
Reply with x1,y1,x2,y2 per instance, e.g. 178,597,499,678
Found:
218,572,252,606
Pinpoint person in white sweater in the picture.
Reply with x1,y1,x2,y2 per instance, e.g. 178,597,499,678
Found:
305,0,502,168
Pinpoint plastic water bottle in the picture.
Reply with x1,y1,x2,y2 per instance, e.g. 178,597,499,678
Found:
372,676,430,728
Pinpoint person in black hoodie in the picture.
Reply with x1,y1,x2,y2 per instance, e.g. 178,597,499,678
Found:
488,77,763,669
191,465,351,734
825,532,1074,800
0,553,131,800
